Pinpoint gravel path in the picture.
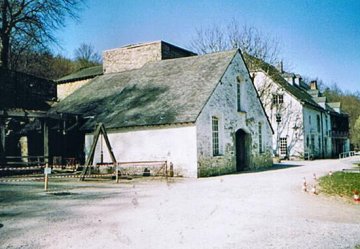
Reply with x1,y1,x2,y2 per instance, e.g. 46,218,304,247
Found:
1,158,359,249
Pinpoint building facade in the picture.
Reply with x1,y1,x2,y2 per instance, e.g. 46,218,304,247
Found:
245,55,350,159
52,41,273,177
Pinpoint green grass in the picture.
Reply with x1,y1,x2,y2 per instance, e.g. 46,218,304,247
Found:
319,172,360,198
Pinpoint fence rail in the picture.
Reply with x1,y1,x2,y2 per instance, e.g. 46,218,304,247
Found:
339,151,356,159
0,160,172,185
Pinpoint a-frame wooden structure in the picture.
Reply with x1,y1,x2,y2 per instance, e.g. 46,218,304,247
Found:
80,123,116,181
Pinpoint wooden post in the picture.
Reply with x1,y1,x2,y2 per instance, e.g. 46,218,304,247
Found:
169,162,174,177
165,161,168,180
0,118,5,164
43,120,49,164
19,136,28,163
115,164,119,183
44,163,49,191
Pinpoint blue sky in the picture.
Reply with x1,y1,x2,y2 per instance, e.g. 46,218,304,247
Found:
57,0,360,92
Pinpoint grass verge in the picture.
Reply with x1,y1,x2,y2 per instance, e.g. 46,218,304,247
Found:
319,171,360,198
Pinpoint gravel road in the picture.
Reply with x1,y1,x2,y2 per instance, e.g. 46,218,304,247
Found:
1,157,359,249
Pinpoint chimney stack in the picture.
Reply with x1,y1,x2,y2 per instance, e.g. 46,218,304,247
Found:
276,61,284,73
310,80,318,90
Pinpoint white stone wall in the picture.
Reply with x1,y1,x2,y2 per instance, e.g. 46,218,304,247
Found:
253,72,304,158
253,71,332,159
57,79,91,100
196,53,273,175
85,125,198,177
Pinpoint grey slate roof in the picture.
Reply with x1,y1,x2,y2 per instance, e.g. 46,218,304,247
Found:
243,54,323,111
56,65,103,84
50,50,237,131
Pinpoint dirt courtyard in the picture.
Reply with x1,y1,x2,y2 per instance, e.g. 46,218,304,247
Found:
1,158,360,249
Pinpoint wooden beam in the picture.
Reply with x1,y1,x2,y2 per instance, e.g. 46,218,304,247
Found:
100,124,117,164
0,110,48,118
80,123,117,180
80,124,102,180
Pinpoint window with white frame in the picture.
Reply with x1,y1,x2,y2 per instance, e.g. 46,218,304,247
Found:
212,116,220,156
280,137,287,155
272,94,284,105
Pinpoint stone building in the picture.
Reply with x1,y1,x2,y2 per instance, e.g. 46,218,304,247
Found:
245,54,350,159
51,41,273,177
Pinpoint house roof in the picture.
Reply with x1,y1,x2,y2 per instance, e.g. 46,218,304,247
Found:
243,54,324,111
56,65,103,84
50,50,238,131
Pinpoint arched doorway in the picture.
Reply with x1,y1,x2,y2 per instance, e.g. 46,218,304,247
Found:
235,129,249,171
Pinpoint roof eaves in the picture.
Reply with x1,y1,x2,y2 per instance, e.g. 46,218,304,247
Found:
82,121,196,133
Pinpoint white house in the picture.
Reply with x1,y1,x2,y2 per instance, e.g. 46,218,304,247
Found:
51,41,273,177
244,54,350,159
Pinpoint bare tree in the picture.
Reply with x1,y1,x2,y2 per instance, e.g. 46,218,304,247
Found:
74,43,101,69
0,0,84,69
190,20,281,65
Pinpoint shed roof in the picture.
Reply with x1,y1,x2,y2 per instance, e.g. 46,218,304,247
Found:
56,65,103,84
51,50,238,131
0,68,56,110
243,54,323,111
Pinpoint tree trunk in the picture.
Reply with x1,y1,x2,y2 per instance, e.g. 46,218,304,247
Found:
1,34,10,69
1,0,10,69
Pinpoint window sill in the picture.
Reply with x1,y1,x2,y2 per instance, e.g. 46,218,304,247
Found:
213,154,224,158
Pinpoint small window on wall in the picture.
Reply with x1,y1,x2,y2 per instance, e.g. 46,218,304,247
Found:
272,94,284,105
212,116,220,156
258,122,263,153
317,115,321,133
280,137,287,155
311,135,315,152
324,139,327,152
306,136,309,148
237,83,241,111
325,116,329,131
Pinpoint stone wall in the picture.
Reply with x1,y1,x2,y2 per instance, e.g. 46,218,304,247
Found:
103,41,195,74
57,79,91,100
196,53,273,176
